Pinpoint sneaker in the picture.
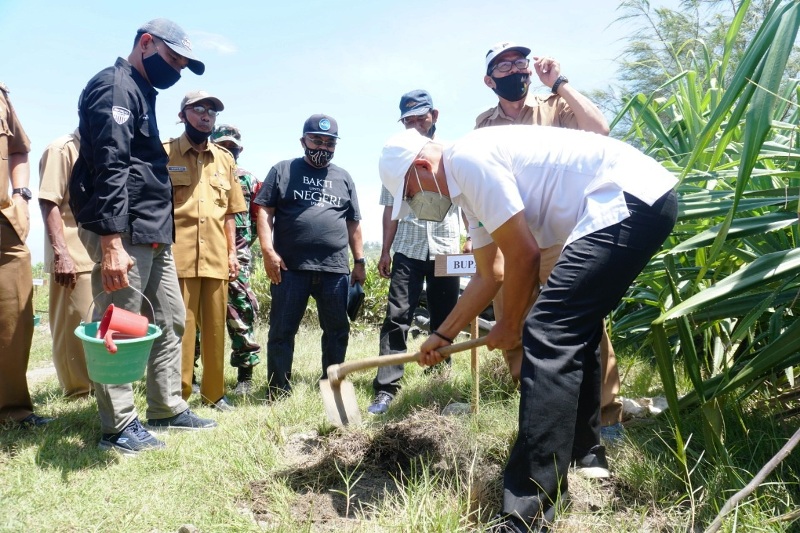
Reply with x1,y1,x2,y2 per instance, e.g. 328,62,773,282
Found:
233,380,253,396
99,418,165,455
572,444,610,478
145,409,217,431
18,413,54,428
207,397,235,412
600,422,625,445
367,391,394,415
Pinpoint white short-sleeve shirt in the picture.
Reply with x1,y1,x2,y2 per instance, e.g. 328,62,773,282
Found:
441,125,677,250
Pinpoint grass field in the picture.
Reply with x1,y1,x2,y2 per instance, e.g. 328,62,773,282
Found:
3,321,799,532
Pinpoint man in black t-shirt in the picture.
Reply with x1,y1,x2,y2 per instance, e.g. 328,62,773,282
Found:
254,114,366,396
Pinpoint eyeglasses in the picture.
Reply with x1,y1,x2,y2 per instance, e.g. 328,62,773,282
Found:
185,105,220,117
491,58,530,74
304,136,337,149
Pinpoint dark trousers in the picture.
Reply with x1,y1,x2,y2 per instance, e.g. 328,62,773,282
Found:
267,270,349,391
373,252,461,395
503,191,678,526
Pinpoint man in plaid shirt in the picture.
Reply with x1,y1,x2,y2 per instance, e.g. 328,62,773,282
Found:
368,90,468,415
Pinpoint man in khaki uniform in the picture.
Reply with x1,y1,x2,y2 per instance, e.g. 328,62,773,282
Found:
38,131,94,400
476,42,623,443
165,91,246,409
0,82,52,427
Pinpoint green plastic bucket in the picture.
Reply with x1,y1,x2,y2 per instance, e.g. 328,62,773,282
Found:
75,322,162,384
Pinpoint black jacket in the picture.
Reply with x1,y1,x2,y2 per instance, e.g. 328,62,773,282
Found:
70,57,174,244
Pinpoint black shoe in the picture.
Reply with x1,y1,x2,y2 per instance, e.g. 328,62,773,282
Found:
145,409,217,431
18,413,54,428
572,444,610,478
367,391,394,415
488,514,540,533
99,418,164,455
207,397,235,412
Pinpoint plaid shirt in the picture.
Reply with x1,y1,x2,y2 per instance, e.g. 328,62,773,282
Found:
380,185,460,261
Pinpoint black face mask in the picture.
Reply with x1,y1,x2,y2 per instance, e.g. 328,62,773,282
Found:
185,121,212,145
302,140,334,168
491,72,529,102
227,148,241,161
142,51,181,89
426,124,436,139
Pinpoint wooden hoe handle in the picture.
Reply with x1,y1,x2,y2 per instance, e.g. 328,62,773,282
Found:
327,336,488,384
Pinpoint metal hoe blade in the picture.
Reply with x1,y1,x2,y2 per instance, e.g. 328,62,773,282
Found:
319,378,361,427
319,336,487,427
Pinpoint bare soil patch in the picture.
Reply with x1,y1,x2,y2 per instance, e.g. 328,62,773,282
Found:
249,408,504,531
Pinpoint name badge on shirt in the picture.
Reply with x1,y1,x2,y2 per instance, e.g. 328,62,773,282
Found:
168,166,187,172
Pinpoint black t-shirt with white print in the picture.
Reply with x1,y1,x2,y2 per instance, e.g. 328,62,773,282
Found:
254,157,360,274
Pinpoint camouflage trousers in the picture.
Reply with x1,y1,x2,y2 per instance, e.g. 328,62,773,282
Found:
227,265,261,368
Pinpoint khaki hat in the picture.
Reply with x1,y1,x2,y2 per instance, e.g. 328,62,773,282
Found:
180,90,224,111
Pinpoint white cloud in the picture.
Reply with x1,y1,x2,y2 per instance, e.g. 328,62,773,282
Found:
191,31,237,55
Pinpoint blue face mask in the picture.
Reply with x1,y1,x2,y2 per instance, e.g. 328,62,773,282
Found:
142,50,181,89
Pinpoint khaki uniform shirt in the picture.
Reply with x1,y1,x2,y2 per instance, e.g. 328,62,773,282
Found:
165,134,246,280
474,93,579,130
38,132,94,273
0,83,32,242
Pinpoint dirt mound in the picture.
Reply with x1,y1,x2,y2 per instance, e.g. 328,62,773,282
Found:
249,408,503,531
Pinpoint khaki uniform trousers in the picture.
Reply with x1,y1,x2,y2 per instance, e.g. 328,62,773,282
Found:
0,215,34,422
494,244,623,426
178,277,228,403
49,271,93,399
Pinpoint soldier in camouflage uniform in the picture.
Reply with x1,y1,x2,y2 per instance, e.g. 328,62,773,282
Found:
210,124,262,395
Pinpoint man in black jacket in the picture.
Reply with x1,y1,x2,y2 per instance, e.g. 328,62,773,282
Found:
71,18,216,455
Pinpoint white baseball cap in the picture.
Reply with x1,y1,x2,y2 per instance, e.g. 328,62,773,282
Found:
378,128,431,220
485,41,531,74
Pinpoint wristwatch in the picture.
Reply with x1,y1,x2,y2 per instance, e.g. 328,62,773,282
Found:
12,187,32,201
551,75,569,94
354,258,366,265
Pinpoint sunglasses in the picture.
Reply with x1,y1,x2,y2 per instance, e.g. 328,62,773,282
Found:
304,136,337,149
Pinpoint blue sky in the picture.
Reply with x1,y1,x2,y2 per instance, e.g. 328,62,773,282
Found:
1,0,677,264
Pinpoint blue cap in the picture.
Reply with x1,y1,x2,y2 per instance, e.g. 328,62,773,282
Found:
399,90,434,121
137,18,205,75
303,114,339,138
